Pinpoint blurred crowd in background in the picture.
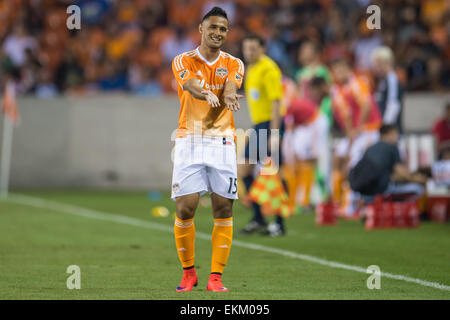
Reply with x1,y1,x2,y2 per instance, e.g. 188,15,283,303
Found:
0,0,449,98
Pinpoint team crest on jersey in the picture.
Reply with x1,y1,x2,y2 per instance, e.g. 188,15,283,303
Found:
215,68,228,79
172,183,180,194
179,70,188,79
235,73,242,81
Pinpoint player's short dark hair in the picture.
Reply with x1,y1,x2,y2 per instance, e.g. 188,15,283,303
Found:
379,124,398,136
243,34,265,47
202,6,228,22
310,76,327,88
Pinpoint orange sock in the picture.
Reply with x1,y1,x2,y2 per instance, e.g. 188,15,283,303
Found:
300,162,314,207
294,162,303,206
174,217,195,269
294,162,314,207
332,170,343,203
282,164,297,207
211,217,233,274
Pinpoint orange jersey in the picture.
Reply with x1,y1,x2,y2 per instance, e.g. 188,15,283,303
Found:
172,48,244,138
330,74,381,131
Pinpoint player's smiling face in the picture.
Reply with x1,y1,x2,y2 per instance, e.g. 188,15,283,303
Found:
200,16,228,49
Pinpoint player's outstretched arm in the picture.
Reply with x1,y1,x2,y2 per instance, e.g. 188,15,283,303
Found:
183,79,220,107
222,81,243,112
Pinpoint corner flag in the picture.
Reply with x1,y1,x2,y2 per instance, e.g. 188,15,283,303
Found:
248,158,293,218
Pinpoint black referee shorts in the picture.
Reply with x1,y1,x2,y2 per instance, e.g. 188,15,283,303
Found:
243,120,284,165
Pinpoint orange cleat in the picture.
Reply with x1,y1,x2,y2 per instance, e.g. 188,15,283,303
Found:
206,273,229,292
176,268,198,292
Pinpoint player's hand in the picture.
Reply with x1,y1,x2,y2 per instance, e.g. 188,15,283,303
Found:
223,93,243,112
201,90,220,108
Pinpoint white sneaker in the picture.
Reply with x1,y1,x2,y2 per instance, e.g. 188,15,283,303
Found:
265,222,285,237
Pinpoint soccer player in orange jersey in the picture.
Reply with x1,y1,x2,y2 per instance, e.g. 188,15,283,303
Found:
329,58,382,216
170,7,244,292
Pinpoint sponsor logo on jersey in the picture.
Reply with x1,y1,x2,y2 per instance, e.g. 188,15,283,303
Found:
215,68,228,79
204,83,224,91
179,70,188,79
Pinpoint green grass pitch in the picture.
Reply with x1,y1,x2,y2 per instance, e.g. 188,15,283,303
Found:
0,190,449,300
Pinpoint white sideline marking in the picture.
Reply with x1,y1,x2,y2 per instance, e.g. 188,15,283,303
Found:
3,193,450,292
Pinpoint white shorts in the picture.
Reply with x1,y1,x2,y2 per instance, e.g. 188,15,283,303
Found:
293,113,329,161
171,135,238,201
335,130,380,168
